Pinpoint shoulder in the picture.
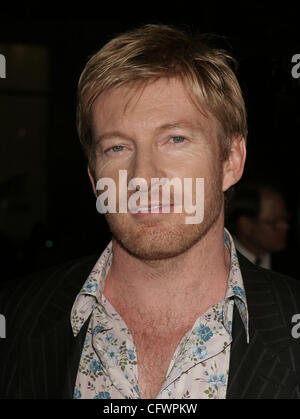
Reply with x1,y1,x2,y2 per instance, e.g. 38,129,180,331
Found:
263,267,300,317
238,250,300,330
237,249,299,286
0,252,99,296
0,253,99,332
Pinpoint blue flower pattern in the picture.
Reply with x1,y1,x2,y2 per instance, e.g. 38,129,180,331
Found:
195,324,213,342
192,345,208,360
94,391,111,399
73,387,81,399
71,228,249,399
208,374,226,387
128,349,136,360
89,359,103,374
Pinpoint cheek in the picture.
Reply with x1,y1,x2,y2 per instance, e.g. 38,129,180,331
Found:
94,159,121,183
166,148,216,178
256,227,276,243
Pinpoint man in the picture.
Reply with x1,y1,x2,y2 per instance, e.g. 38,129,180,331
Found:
226,182,291,272
1,24,300,399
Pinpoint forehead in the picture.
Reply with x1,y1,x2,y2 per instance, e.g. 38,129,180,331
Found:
91,77,217,136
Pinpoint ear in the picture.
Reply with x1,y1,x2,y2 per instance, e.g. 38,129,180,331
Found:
222,134,247,192
87,166,98,198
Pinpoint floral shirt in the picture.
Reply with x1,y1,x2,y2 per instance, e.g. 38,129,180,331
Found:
71,228,249,399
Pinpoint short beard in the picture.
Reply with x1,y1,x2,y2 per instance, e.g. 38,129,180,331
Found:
105,172,224,262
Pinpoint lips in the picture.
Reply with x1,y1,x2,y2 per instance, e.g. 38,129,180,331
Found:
129,204,174,214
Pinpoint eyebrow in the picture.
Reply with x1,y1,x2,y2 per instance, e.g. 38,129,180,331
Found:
94,120,201,144
156,121,198,132
94,131,132,145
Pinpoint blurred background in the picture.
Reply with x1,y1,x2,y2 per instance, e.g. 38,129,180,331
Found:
0,4,299,281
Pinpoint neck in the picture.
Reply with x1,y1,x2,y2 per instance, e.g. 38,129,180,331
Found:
103,217,230,320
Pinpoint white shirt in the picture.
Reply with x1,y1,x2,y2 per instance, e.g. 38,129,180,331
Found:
234,238,271,269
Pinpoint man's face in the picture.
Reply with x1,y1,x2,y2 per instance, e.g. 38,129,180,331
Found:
90,77,227,260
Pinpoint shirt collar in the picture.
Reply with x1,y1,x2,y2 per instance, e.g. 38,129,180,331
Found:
224,229,250,343
71,228,249,343
70,242,112,337
234,237,271,269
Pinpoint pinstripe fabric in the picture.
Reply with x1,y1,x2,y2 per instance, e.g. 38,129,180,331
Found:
0,255,96,399
1,251,300,399
227,256,300,398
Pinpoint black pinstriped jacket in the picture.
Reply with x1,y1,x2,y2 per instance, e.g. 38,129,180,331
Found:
1,251,300,399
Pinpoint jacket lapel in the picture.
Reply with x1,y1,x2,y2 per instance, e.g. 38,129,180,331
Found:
17,255,98,398
60,316,90,398
227,253,297,398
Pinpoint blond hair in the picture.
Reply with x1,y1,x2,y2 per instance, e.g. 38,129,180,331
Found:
77,24,247,166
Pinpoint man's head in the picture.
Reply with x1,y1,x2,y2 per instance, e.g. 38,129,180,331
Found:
77,24,247,260
226,183,290,254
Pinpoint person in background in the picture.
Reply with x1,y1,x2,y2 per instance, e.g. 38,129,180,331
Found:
226,182,292,273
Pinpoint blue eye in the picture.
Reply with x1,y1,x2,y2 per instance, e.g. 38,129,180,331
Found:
171,136,186,144
106,145,124,153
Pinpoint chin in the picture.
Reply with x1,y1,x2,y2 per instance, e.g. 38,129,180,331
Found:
105,179,224,260
105,209,220,261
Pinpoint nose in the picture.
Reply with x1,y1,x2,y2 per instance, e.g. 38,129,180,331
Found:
128,143,165,188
